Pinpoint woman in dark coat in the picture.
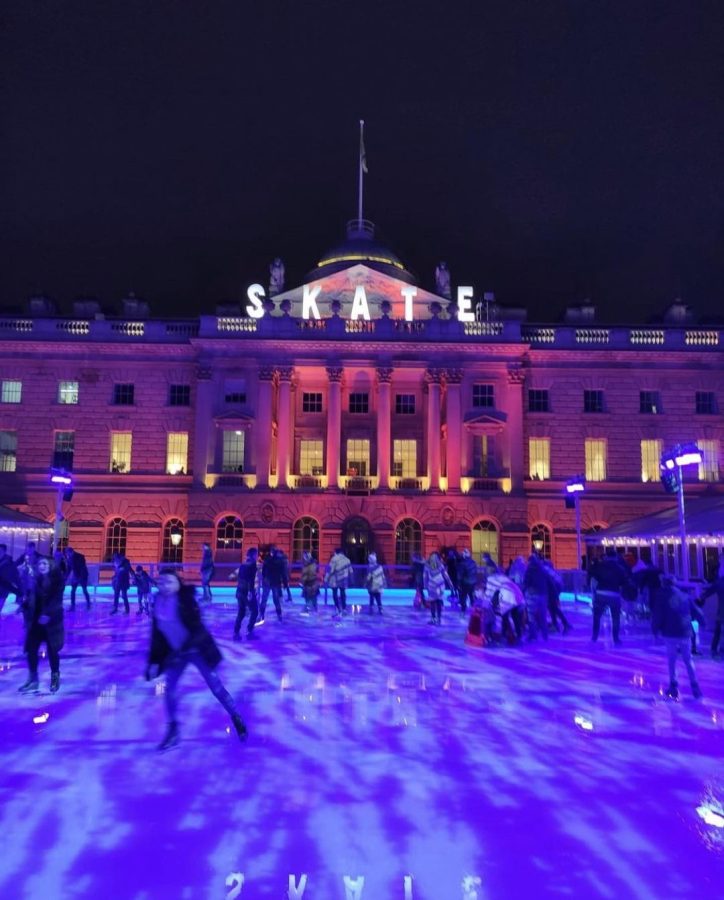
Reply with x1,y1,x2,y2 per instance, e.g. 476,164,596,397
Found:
18,556,65,693
146,567,247,750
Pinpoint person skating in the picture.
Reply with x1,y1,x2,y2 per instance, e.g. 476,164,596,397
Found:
231,548,259,639
259,547,285,622
133,565,154,615
424,552,453,625
589,547,632,646
146,568,247,750
456,549,478,614
325,548,353,617
0,543,20,614
300,551,320,614
700,575,724,658
199,542,215,603
365,553,386,614
111,552,132,614
651,573,704,700
18,556,65,694
64,546,91,610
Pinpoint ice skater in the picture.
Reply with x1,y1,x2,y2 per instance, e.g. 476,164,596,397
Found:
199,542,215,603
18,556,65,694
145,568,247,750
133,564,153,615
424,552,453,625
365,552,386,614
651,574,703,700
325,547,353,617
231,547,259,639
300,551,319,614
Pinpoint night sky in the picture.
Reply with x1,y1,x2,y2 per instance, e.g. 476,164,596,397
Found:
2,1,723,324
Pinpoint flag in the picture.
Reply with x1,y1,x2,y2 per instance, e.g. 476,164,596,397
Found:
360,120,368,174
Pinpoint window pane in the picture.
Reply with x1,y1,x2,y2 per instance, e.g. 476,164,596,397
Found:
346,439,370,476
472,384,494,408
698,440,719,482
1,380,22,403
392,439,416,477
0,431,17,472
110,433,132,472
58,381,79,404
395,394,415,414
349,392,369,413
395,518,422,564
169,384,190,406
166,432,188,474
640,439,662,483
54,431,75,454
300,440,324,475
302,392,323,413
585,438,607,481
222,431,245,472
292,516,320,562
528,438,550,480
113,383,135,405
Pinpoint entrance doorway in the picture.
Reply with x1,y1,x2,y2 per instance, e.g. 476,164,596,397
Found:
342,516,373,570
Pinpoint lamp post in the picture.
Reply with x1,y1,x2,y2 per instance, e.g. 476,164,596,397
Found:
660,443,702,583
566,475,586,601
170,526,183,547
50,468,73,553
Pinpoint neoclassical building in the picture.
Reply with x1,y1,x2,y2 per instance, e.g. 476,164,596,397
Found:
0,220,722,576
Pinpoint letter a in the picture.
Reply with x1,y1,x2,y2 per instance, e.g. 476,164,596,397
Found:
350,286,371,321
302,285,321,320
288,873,308,898
343,875,365,899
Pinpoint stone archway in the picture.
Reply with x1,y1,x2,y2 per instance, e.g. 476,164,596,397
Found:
341,516,373,567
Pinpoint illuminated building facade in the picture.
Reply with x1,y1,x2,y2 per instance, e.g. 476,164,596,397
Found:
0,221,722,575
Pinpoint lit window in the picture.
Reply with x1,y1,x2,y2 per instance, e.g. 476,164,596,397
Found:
472,520,499,564
104,517,127,561
1,380,22,403
216,515,243,550
531,523,552,559
640,391,660,414
395,518,422,564
585,438,607,482
695,392,717,415
0,431,17,472
584,390,605,413
640,439,662,483
302,392,323,413
162,519,184,563
349,392,369,414
222,430,245,473
299,440,324,475
697,440,719,483
54,431,75,454
528,438,550,480
292,516,319,562
392,439,417,477
58,381,79,404
166,432,188,474
528,389,550,413
110,432,132,473
473,435,493,477
346,439,370,476
395,394,416,415
169,384,190,406
472,384,495,408
113,383,135,405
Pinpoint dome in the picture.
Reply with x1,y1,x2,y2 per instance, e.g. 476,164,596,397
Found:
309,220,416,284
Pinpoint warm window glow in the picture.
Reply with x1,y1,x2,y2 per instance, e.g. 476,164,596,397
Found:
472,520,499,564
300,440,324,475
222,430,245,473
528,438,550,480
1,380,22,403
58,380,79,404
110,432,132,473
640,439,662,483
697,439,719,482
166,432,188,474
585,438,607,482
346,439,370,476
392,439,417,477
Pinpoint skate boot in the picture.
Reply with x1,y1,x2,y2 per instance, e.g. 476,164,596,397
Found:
665,680,679,700
231,714,248,743
692,681,703,700
157,722,180,751
50,672,60,693
18,677,39,693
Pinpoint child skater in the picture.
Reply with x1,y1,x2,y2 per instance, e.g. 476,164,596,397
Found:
133,565,154,615
365,552,386,614
300,551,319,615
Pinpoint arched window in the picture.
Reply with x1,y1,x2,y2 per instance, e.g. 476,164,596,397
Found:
531,523,552,559
292,516,319,562
104,517,127,562
216,515,243,550
395,518,422,565
471,519,499,566
162,518,184,564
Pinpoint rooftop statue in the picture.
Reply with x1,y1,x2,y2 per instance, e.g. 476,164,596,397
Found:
269,257,285,297
435,261,451,299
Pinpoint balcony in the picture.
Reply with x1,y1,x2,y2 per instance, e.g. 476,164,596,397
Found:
291,474,325,490
205,472,256,490
391,476,427,492
343,475,373,495
461,472,510,493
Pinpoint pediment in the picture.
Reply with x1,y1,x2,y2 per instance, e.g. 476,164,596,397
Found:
463,410,508,428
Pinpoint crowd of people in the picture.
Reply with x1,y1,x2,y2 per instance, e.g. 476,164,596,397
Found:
5,537,722,748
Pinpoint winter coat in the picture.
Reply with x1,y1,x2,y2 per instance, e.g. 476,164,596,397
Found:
67,551,88,583
457,556,479,589
199,548,215,580
301,560,319,599
365,563,386,593
651,583,704,639
485,573,525,614
326,553,353,588
0,554,20,598
23,568,65,653
147,584,222,673
235,558,258,597
700,577,724,622
523,557,552,597
590,556,631,594
112,556,131,590
424,561,452,600
262,553,286,588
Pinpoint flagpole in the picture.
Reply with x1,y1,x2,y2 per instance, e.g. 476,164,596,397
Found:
358,119,365,222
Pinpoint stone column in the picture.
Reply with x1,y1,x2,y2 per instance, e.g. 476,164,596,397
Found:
192,365,215,487
505,366,525,492
444,369,463,491
426,368,442,489
255,367,275,489
275,367,294,489
326,366,343,489
376,367,393,489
